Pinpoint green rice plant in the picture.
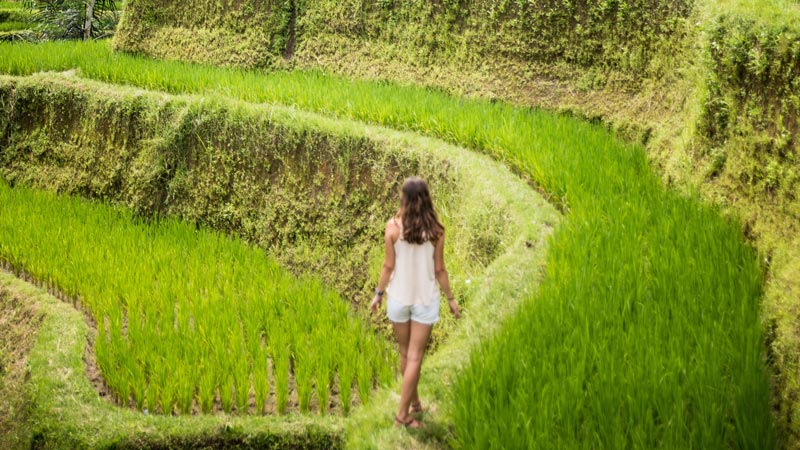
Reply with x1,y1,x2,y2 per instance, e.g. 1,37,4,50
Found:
161,379,177,416
252,352,269,415
315,349,332,415
197,364,216,414
233,356,250,414
149,360,169,414
130,365,146,411
219,373,234,414
294,338,314,413
355,350,372,406
337,335,356,416
269,332,290,415
144,384,158,414
177,366,194,415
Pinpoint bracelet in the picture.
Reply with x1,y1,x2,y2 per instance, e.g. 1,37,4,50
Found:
447,295,456,302
375,289,385,297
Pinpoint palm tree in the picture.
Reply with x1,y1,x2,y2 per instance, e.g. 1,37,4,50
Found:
23,0,118,40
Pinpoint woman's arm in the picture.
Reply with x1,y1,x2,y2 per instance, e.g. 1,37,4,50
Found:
434,232,460,319
370,220,397,314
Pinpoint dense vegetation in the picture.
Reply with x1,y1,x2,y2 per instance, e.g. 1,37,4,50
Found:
114,0,800,444
0,64,453,306
0,267,345,449
114,0,691,79
0,37,776,448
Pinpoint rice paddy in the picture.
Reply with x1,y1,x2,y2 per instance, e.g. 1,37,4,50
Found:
0,180,394,416
0,39,776,448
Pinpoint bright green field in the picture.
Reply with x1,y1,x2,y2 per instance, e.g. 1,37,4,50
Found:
0,40,776,448
0,180,393,416
0,21,27,32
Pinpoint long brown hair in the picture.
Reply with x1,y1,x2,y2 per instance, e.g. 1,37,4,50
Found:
397,176,444,244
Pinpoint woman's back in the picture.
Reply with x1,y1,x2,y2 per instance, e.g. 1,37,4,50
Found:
389,237,439,306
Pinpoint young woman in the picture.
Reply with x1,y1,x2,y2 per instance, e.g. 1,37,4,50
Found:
370,176,460,429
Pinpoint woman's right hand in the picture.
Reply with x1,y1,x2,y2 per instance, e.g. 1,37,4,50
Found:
369,295,383,315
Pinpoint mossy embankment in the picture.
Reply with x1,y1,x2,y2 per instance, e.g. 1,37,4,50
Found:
0,72,557,449
114,0,800,444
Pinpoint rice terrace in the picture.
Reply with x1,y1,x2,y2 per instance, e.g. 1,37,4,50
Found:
0,0,798,449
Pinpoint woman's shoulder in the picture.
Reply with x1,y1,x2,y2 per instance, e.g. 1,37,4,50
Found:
386,216,401,228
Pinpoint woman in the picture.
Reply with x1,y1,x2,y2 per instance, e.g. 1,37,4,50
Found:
370,176,460,429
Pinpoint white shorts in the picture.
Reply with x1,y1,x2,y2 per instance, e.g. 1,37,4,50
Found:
386,297,440,325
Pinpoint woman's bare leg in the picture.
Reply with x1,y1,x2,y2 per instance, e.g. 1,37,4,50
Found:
396,321,432,423
392,321,421,410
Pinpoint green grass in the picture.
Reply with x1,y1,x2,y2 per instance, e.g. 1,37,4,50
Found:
0,2,22,9
454,189,772,448
0,180,394,416
0,40,776,447
0,21,28,32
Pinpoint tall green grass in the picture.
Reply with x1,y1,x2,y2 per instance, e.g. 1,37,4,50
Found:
0,180,394,415
0,40,775,447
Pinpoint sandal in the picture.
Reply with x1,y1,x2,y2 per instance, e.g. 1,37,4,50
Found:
394,415,425,429
410,401,423,414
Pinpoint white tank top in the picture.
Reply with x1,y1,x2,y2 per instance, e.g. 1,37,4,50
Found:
387,237,440,306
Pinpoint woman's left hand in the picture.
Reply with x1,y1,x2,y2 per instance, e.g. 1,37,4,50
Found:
448,298,460,319
369,295,383,314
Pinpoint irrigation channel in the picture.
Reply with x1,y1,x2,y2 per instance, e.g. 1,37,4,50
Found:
0,40,775,449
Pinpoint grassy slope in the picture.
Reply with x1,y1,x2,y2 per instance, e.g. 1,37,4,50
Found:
662,5,800,442
0,72,558,449
0,276,43,449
